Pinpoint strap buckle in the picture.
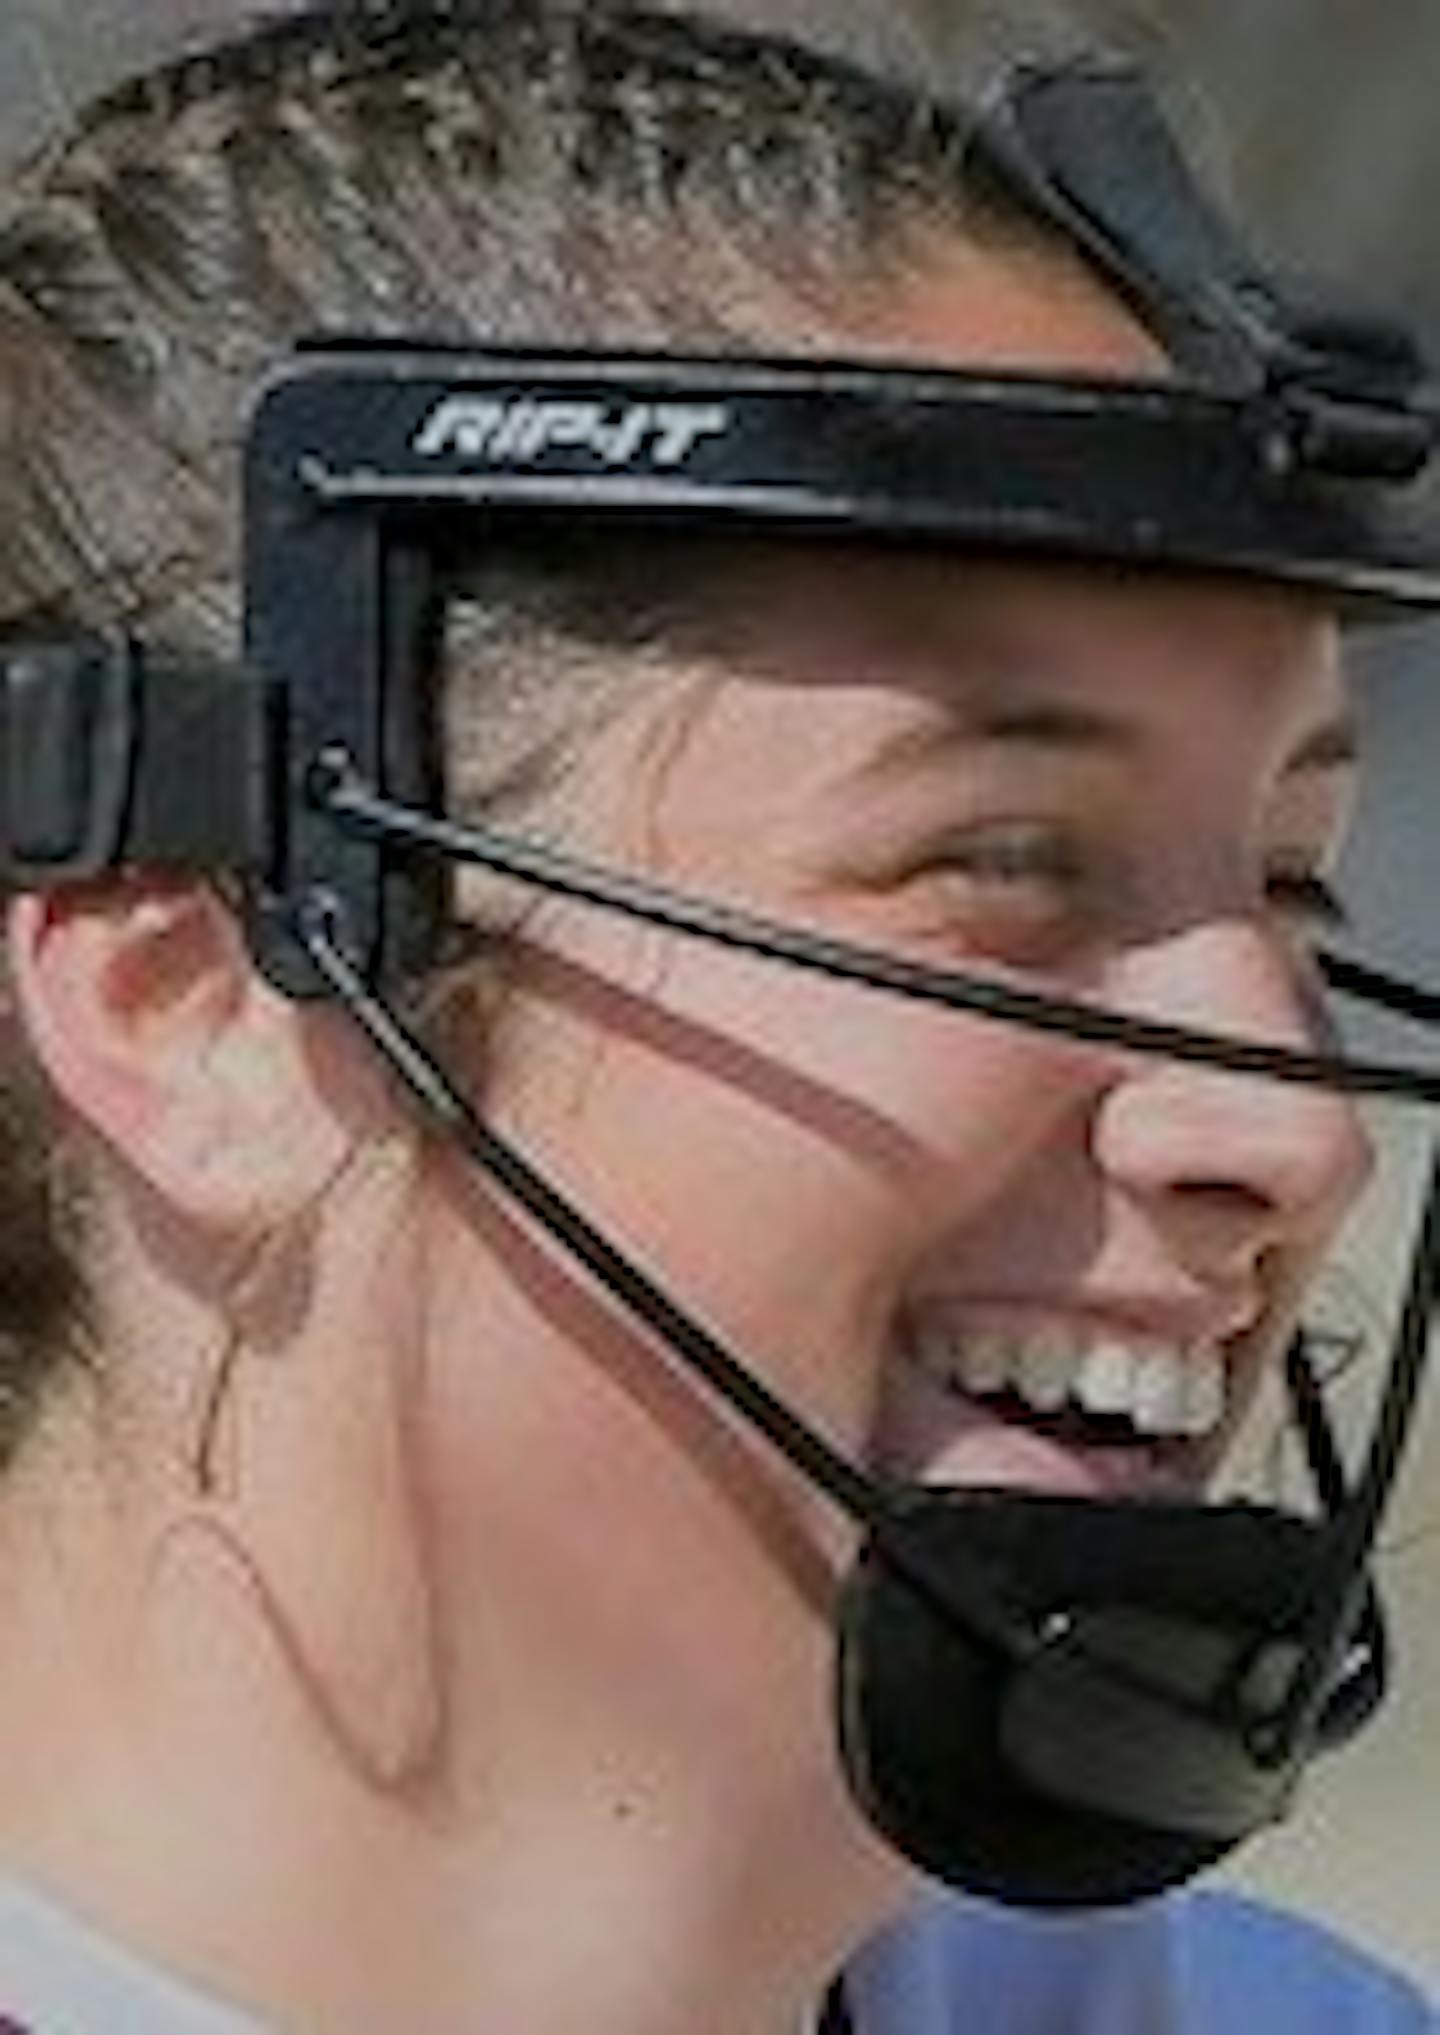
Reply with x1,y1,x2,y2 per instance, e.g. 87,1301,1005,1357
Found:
1,635,277,886
1,636,139,882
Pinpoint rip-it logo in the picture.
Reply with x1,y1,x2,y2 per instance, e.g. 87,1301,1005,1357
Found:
414,394,732,467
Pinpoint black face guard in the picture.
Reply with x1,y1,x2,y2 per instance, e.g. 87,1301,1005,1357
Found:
4,61,1440,1910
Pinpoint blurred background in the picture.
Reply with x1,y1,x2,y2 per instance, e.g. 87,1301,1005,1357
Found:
1,0,1437,1994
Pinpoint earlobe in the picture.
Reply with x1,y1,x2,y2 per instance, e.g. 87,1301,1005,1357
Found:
6,880,357,1230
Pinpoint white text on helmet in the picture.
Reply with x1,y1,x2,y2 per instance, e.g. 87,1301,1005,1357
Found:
413,396,731,466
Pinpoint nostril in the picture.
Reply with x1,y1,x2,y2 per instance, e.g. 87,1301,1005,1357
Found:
1171,1177,1273,1213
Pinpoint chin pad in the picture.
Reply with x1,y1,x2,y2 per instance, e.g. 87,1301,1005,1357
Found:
835,1489,1374,1909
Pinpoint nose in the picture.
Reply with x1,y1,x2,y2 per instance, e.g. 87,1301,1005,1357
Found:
1091,920,1373,1271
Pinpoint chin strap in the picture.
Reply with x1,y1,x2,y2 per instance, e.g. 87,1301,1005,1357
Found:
982,61,1434,476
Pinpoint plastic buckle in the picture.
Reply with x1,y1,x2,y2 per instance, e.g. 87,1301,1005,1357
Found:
0,636,138,883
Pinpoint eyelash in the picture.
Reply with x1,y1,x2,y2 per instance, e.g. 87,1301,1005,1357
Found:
911,829,1102,962
931,828,1088,889
921,833,1350,934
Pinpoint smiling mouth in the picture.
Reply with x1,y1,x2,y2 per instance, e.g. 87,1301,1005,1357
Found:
879,1311,1240,1499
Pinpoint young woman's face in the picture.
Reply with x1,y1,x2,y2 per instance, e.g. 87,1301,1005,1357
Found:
408,245,1370,1875
467,545,1362,1473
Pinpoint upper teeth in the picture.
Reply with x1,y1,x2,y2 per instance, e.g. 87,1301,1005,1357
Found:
910,1321,1227,1441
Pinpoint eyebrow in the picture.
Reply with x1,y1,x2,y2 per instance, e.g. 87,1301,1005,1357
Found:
845,703,1132,787
849,701,1360,785
969,702,1139,752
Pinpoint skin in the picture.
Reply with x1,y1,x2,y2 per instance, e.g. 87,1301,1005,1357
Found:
0,232,1369,2035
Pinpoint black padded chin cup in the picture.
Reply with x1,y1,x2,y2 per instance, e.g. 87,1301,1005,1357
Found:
835,1490,1362,1910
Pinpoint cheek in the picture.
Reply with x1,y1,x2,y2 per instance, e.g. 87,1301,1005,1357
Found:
413,1171,850,1765
1200,1249,1322,1480
637,939,1090,1176
404,946,1099,1776
528,939,1097,1350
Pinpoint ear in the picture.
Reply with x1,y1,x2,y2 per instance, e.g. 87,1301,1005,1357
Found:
6,881,369,1231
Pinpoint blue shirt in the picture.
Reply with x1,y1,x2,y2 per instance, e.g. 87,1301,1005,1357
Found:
845,1887,1436,2033
0,1873,1431,2031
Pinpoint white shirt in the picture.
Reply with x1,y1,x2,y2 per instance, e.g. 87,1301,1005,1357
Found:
0,1877,262,2035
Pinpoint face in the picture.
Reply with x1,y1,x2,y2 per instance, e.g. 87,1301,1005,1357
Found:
408,241,1371,1876
470,544,1362,1464
658,553,1364,1489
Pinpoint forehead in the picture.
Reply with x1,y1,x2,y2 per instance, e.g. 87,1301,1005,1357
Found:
604,546,1351,870
575,549,1355,930
645,228,1346,775
825,221,1173,379
674,547,1345,746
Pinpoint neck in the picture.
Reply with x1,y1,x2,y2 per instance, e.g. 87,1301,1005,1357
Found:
0,1411,902,2035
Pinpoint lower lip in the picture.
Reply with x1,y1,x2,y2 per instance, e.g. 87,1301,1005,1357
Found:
876,1361,1190,1502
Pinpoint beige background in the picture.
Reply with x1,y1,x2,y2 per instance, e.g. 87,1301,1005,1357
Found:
1219,1108,1439,1990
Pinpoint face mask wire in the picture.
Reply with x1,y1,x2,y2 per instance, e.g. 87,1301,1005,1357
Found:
291,883,1042,1663
310,750,1440,1106
298,748,1440,1776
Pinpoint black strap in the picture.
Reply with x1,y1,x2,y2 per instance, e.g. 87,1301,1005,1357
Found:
0,637,275,883
818,1978,854,2035
980,62,1432,476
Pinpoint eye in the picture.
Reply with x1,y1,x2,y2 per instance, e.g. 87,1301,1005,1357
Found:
896,822,1106,968
930,823,1088,890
